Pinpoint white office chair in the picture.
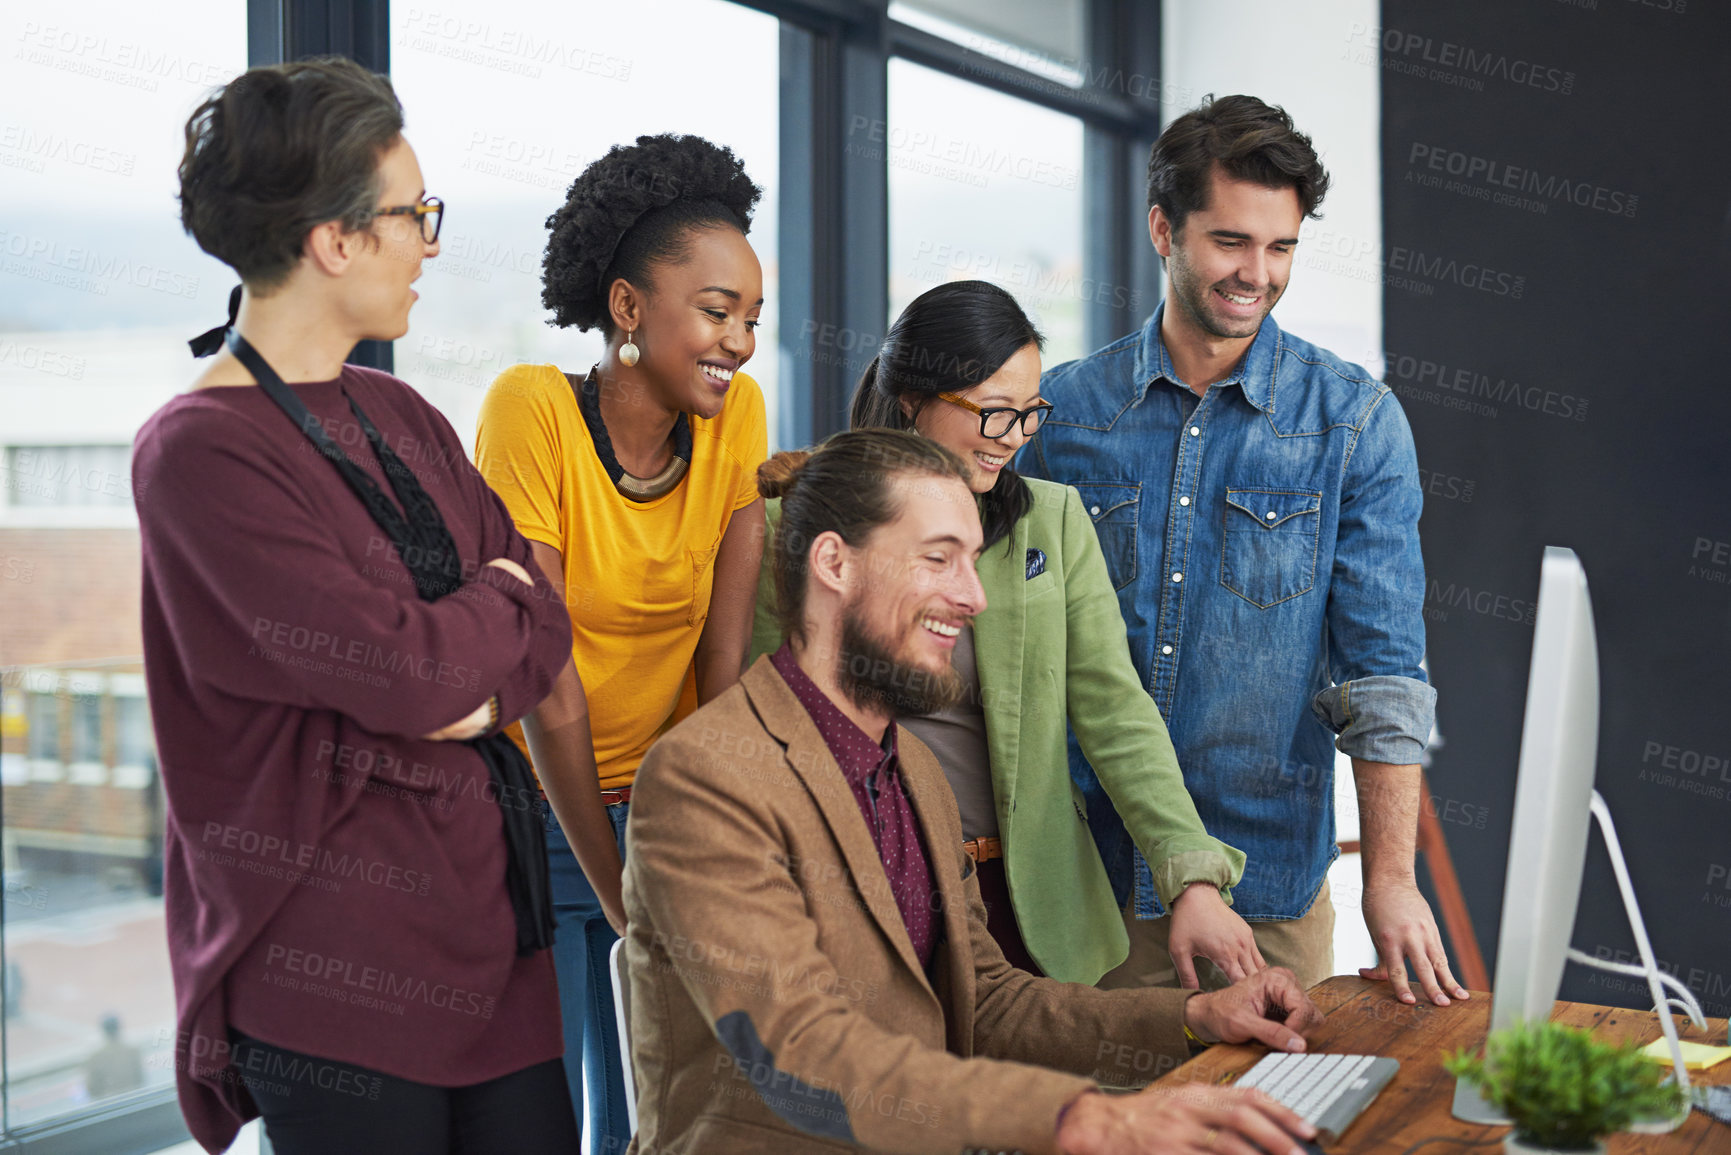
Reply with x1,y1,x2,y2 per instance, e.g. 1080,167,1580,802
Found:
609,937,639,1133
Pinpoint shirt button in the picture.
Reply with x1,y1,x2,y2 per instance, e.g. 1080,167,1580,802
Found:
1089,505,1101,516
1266,511,1277,520
1162,644,1174,655
1189,425,1200,436
1179,496,1190,507
1171,572,1183,583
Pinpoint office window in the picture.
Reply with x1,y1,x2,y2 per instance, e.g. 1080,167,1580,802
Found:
67,691,105,784
24,694,59,764
887,60,1087,368
112,692,154,790
891,0,1085,86
0,0,243,1129
389,0,782,450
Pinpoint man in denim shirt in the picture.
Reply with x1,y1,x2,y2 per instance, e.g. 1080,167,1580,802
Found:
1024,95,1466,1006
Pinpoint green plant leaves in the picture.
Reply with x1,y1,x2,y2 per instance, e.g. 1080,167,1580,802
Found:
1444,1020,1685,1148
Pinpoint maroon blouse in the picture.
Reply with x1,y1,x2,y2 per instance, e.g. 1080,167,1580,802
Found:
768,644,938,968
134,366,572,1153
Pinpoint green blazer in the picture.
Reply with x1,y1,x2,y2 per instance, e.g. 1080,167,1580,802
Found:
751,477,1245,984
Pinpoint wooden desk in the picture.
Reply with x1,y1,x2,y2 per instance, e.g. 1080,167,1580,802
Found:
1163,976,1730,1154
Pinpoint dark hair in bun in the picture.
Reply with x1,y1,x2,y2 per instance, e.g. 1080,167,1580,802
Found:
764,430,971,644
756,449,813,501
542,133,761,336
178,57,404,290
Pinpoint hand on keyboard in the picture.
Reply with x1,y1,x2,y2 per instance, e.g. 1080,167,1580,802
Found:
1184,968,1327,1053
1235,1053,1400,1144
1056,1081,1317,1155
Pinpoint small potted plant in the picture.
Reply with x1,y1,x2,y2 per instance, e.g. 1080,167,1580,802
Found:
1447,1020,1686,1154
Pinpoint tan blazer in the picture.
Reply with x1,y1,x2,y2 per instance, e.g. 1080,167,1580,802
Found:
622,657,1192,1155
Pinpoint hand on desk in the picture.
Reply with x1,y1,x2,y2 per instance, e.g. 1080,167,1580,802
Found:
1057,1082,1315,1155
1169,883,1266,989
1357,880,1470,1007
1184,968,1326,1052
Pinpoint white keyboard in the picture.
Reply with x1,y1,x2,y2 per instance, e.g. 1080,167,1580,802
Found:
1235,1052,1399,1142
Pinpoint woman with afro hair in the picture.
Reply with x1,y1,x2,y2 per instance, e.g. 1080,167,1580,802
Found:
474,132,767,1147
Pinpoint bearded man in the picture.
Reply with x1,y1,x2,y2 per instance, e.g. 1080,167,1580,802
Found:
619,429,1325,1155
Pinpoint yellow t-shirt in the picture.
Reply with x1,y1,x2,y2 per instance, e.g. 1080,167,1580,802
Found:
474,363,767,789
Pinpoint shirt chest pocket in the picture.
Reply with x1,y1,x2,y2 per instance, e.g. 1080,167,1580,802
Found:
1074,483,1139,592
637,539,719,628
687,544,719,627
1219,486,1323,608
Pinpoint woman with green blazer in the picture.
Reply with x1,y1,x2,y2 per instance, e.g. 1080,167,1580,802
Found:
750,280,1262,987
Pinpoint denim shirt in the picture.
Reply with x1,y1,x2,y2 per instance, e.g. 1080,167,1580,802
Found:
1022,305,1436,921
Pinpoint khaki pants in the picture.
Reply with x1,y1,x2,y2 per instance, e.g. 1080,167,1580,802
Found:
1097,880,1336,992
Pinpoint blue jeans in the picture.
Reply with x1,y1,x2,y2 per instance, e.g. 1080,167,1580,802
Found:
544,800,630,1154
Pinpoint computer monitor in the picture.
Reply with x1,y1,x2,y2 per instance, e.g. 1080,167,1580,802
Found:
1450,547,1598,1123
1488,548,1601,1032
1451,547,1695,1125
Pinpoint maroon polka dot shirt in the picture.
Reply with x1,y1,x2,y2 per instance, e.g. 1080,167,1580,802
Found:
770,644,939,970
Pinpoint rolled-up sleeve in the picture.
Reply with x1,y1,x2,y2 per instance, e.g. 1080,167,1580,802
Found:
1312,674,1436,765
1314,392,1436,765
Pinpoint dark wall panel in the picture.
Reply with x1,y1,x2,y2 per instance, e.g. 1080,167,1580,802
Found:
1380,0,1731,1016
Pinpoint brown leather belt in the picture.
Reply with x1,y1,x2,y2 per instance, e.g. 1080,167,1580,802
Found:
536,785,633,806
962,836,1002,863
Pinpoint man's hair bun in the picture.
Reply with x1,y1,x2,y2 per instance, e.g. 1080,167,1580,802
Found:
762,430,972,645
756,450,813,500
542,133,761,335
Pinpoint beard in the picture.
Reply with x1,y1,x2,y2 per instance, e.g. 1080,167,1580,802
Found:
836,600,964,719
1167,240,1280,341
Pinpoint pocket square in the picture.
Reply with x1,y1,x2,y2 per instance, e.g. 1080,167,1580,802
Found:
1025,547,1047,580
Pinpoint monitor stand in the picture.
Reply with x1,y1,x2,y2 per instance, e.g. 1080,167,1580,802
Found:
1450,791,1698,1127
1450,1079,1505,1126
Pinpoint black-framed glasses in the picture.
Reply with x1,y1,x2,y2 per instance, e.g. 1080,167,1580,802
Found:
936,391,1054,439
373,195,444,244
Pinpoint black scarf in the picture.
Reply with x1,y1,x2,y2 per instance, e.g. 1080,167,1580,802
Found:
568,370,692,491
223,327,554,957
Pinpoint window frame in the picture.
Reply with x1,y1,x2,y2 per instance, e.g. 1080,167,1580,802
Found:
739,0,1162,439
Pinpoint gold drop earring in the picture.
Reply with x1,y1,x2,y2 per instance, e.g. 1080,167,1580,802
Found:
619,327,641,367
